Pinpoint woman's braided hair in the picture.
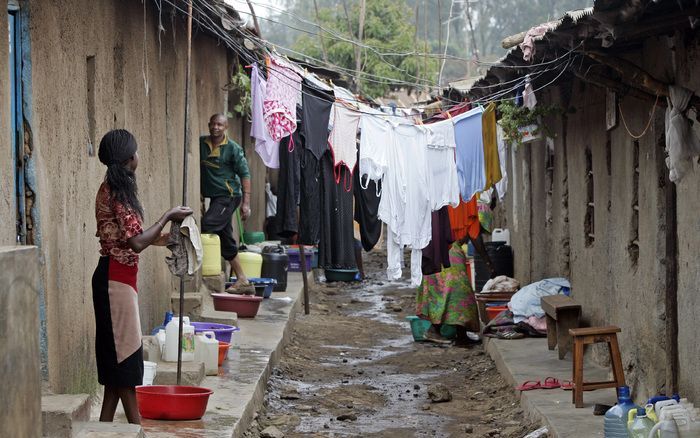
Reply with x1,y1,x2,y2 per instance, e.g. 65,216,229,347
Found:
98,129,144,219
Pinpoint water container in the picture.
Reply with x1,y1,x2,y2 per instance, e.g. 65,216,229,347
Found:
261,246,288,291
628,408,655,438
605,386,641,438
142,361,157,386
201,234,222,276
194,331,219,376
238,251,263,278
156,329,166,358
163,317,195,362
491,228,511,245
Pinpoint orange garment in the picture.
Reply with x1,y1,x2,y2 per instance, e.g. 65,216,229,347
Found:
482,102,502,190
448,195,480,241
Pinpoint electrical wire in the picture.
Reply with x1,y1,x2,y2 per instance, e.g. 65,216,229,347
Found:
155,0,581,116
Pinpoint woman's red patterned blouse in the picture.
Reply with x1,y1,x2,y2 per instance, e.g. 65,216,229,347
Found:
95,182,143,266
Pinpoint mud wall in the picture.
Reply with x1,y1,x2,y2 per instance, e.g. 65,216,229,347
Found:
0,9,15,246
507,74,668,400
26,0,232,393
669,32,700,404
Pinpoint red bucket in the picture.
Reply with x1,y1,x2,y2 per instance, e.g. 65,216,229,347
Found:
136,385,213,420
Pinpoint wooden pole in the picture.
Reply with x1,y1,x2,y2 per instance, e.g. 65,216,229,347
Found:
299,244,310,315
177,0,193,386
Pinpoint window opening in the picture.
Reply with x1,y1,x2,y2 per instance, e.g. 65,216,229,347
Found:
584,147,595,247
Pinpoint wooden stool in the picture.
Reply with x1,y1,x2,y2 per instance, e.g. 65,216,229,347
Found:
541,295,581,360
569,326,625,408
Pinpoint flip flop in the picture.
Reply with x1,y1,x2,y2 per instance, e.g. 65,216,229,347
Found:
541,377,561,389
560,380,574,391
516,380,541,391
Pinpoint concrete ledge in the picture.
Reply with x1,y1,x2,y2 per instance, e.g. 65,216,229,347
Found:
73,422,144,438
170,292,202,319
151,360,205,386
141,273,304,437
485,337,615,438
41,394,91,438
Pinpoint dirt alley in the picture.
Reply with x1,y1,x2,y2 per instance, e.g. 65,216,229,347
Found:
244,251,542,437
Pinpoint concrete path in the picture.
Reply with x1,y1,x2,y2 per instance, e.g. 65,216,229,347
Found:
485,337,617,438
137,273,303,438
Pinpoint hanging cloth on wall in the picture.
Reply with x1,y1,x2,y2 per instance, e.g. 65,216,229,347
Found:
425,119,460,210
301,79,334,160
318,151,357,270
482,103,502,191
329,103,361,175
495,124,508,201
454,106,487,200
250,64,280,168
665,85,700,182
263,57,302,141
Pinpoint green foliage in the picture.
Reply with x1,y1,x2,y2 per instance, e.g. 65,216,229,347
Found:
497,100,560,145
226,64,251,118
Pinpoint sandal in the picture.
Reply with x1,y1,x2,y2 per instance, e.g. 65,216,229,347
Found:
225,281,255,295
560,380,574,391
516,380,542,391
541,377,561,389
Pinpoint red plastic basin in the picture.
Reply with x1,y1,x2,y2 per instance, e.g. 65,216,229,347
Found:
211,293,263,318
136,385,213,420
486,305,509,322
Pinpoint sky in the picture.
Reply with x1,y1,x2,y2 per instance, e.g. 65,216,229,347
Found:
225,0,277,19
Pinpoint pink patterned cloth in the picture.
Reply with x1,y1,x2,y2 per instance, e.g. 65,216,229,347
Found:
263,58,302,141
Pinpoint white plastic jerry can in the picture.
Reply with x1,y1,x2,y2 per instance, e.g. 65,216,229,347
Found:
164,317,195,362
195,331,219,375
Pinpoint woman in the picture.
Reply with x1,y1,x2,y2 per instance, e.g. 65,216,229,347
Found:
93,129,192,423
417,237,480,345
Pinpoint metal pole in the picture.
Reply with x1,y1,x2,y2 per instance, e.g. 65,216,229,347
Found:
299,244,310,315
177,0,193,386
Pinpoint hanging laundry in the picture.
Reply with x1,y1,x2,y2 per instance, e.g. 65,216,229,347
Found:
318,151,357,270
665,85,700,182
522,76,537,109
495,124,508,201
301,79,334,160
250,64,280,168
519,23,553,62
482,103,502,191
454,106,487,201
425,118,460,210
421,206,453,276
354,168,382,252
165,215,203,277
298,148,322,245
378,123,432,287
263,57,302,141
358,113,392,184
448,196,479,241
329,103,361,174
273,129,301,238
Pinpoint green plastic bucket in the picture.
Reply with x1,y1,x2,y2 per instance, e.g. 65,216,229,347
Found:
243,231,265,244
405,315,432,341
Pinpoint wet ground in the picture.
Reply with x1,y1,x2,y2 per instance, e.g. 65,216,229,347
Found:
243,251,542,437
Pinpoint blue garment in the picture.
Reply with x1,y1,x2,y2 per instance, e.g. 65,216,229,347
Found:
508,278,571,323
454,107,486,200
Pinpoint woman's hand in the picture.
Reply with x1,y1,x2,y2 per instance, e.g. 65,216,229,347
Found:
167,206,193,222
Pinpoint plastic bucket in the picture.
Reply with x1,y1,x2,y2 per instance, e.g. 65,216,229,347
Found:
486,305,508,322
405,315,432,341
143,361,157,386
217,342,229,367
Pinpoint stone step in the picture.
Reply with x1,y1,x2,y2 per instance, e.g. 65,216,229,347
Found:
41,394,91,438
152,360,205,386
202,272,225,294
170,292,203,319
72,422,144,438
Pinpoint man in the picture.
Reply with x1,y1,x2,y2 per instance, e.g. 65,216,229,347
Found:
200,113,253,293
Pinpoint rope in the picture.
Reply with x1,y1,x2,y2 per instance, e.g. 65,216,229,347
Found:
618,94,659,139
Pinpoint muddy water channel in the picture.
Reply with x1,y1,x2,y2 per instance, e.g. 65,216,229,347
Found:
244,253,540,438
